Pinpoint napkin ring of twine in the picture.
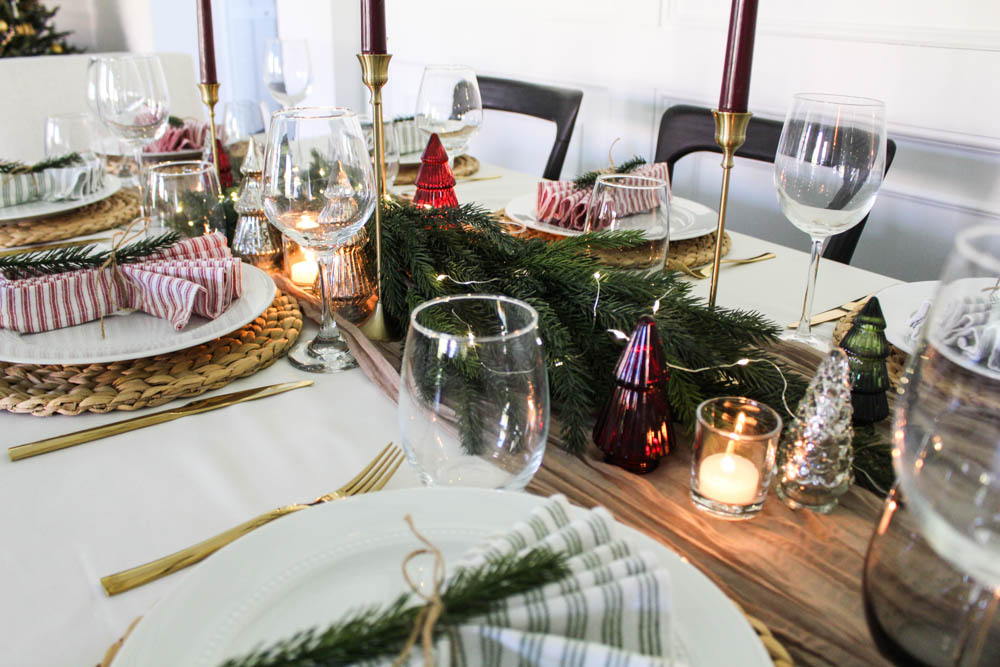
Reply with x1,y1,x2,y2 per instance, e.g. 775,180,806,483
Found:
393,514,455,667
97,215,149,338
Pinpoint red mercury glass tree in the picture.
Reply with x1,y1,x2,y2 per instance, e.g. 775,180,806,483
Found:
411,133,458,209
593,315,676,473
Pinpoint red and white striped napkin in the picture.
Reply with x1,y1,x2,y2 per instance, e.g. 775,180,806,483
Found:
0,232,242,334
536,163,671,232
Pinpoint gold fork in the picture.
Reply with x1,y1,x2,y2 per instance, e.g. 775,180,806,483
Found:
100,442,405,596
670,252,777,279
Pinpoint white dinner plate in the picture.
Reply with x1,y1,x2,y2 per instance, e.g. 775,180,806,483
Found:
0,175,122,223
504,192,718,241
0,265,275,365
111,487,769,667
874,280,936,355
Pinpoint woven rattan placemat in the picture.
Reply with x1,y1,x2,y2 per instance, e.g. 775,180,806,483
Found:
0,292,301,416
394,154,480,186
0,189,140,248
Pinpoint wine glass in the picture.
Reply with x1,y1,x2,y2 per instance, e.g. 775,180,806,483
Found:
774,94,886,350
398,294,549,490
262,107,376,372
263,39,312,108
93,55,170,222
414,65,482,165
359,116,400,188
583,174,670,271
864,225,1000,665
146,161,226,239
44,112,101,159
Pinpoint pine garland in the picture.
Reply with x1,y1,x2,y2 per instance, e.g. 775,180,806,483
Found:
219,547,569,667
375,203,805,453
0,152,82,174
852,425,894,497
573,156,647,190
0,232,181,280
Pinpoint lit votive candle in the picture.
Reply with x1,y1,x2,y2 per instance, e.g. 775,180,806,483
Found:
690,397,782,520
290,249,319,286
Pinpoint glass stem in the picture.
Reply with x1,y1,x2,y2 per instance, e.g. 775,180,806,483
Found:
315,252,340,344
132,145,147,225
795,236,826,337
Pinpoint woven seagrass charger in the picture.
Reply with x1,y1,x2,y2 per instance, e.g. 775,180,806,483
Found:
0,293,301,416
0,189,141,248
394,154,480,186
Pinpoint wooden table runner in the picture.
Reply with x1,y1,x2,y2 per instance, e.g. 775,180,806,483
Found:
332,316,892,666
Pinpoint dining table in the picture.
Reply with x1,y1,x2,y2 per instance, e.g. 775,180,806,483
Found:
0,162,903,667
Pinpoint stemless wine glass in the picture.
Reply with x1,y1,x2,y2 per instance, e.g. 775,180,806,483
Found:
146,161,226,239
359,116,400,188
583,174,670,271
414,65,482,165
44,112,101,159
775,94,887,350
263,39,312,108
94,55,170,221
864,225,1000,666
398,295,549,490
262,107,376,372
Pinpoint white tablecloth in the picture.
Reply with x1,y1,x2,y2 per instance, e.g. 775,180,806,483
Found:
0,163,900,666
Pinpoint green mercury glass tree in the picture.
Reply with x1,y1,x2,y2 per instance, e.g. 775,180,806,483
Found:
840,297,891,425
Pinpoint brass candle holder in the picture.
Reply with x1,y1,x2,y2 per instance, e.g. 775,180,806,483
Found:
356,52,392,341
708,110,752,308
198,82,222,184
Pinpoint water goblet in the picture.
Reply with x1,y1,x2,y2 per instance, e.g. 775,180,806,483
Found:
44,112,101,160
398,294,549,490
146,160,226,239
263,39,312,109
414,65,482,165
775,94,887,350
584,173,670,271
262,107,376,372
359,116,400,188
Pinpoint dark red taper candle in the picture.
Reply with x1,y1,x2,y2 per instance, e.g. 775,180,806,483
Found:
361,0,387,54
196,0,218,84
718,0,759,113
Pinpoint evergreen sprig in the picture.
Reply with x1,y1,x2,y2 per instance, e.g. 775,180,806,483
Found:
0,232,181,280
220,547,569,667
573,156,647,190
375,202,806,453
852,425,894,497
0,152,83,174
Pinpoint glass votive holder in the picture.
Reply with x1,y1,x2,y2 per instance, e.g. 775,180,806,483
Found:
690,397,782,520
282,234,319,289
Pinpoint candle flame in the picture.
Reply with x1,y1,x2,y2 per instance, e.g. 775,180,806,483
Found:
724,411,747,456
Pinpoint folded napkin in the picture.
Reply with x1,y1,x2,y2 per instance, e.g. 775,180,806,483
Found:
0,232,241,334
145,120,208,153
375,495,675,666
537,163,671,232
0,155,105,207
907,294,1000,371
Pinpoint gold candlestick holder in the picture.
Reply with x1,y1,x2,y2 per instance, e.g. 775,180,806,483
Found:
356,52,392,341
708,110,752,308
198,82,222,185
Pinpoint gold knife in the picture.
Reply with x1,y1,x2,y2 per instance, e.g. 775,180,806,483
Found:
8,380,313,461
787,296,871,329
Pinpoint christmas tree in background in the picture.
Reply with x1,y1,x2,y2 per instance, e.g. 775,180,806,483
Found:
0,1,80,58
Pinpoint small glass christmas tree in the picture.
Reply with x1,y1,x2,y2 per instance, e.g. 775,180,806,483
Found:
592,315,675,473
411,133,458,209
840,297,891,425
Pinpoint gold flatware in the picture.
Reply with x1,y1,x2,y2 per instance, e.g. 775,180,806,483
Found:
674,252,777,279
0,237,112,258
100,442,404,596
8,380,314,461
787,295,872,329
458,174,503,183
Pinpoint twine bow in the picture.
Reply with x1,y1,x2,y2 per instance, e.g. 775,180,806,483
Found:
393,514,448,667
97,215,148,338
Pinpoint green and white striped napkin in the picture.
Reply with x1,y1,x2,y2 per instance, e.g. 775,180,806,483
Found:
0,156,105,208
376,495,677,667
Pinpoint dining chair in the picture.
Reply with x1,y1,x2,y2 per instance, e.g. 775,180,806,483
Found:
653,104,897,265
475,75,584,181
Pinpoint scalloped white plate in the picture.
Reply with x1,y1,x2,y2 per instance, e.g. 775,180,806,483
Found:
110,488,768,667
505,193,717,241
0,265,275,365
0,175,123,223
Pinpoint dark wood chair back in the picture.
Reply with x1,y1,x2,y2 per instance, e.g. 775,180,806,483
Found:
653,104,896,265
476,75,584,181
